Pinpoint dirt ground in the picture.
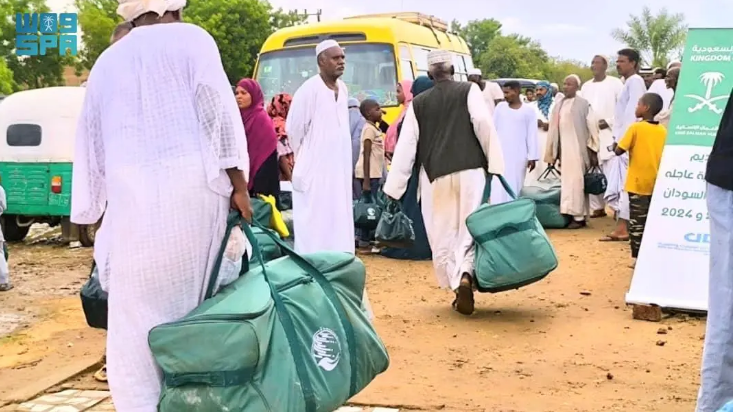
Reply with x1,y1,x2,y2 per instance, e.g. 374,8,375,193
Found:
0,218,707,411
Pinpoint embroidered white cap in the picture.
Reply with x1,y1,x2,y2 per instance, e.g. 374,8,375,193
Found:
427,49,452,66
468,68,482,76
315,39,341,57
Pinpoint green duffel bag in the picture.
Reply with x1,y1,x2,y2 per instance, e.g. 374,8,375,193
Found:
148,213,389,412
249,226,283,264
519,166,571,229
467,174,559,293
251,198,273,228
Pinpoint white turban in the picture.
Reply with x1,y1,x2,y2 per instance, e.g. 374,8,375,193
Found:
117,0,186,21
315,39,341,57
565,74,582,86
468,68,482,76
427,50,452,66
594,54,611,65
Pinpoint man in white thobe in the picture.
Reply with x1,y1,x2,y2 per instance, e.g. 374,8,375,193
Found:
468,68,503,116
384,50,504,315
71,1,253,410
491,80,538,204
602,48,647,242
545,75,600,228
656,66,680,129
648,61,679,111
580,54,624,217
0,184,9,292
287,40,354,255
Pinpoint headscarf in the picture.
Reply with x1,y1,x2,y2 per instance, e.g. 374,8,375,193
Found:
117,0,186,21
237,79,278,190
536,80,554,118
385,80,413,154
349,97,366,170
411,76,434,96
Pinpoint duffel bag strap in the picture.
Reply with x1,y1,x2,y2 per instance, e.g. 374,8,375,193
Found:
246,220,359,399
540,164,561,180
204,211,251,300
481,173,517,203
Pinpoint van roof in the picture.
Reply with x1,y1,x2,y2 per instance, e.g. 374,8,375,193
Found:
260,14,470,54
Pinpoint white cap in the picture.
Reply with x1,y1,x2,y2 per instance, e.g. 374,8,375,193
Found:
117,0,186,21
315,40,341,57
564,74,581,85
427,49,452,66
468,68,482,76
667,60,681,69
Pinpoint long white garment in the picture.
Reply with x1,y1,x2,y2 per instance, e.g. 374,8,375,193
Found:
525,100,555,185
481,86,497,116
384,82,504,289
556,98,596,218
491,102,538,204
70,23,248,412
648,78,674,111
581,76,624,210
607,74,646,219
287,75,354,255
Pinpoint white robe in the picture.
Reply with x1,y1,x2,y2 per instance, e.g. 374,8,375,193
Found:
525,100,555,185
384,82,504,290
492,101,538,204
287,75,354,255
71,23,249,412
648,78,674,111
581,76,624,210
0,185,7,285
607,73,646,220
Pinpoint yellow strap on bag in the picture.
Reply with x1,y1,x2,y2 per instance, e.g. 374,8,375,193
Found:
258,194,290,238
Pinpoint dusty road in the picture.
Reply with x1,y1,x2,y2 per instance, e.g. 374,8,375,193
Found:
0,218,706,411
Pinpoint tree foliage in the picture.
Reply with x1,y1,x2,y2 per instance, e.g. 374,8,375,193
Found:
74,0,119,71
184,0,305,84
451,18,501,62
611,7,687,67
0,58,15,94
0,0,73,89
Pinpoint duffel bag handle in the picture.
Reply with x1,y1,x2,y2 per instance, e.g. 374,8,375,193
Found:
540,164,561,180
480,173,516,204
204,211,252,300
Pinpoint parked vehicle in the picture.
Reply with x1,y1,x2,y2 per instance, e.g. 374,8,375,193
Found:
0,86,99,246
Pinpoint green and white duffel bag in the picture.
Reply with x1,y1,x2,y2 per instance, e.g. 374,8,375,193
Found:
467,174,559,293
148,213,389,411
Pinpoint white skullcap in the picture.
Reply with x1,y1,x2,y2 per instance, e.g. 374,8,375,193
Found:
315,40,341,57
117,0,186,21
667,60,681,69
565,74,582,85
594,54,611,65
427,50,452,66
550,82,559,88
468,68,482,76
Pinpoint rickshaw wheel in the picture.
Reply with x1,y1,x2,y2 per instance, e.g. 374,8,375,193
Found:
79,219,101,248
1,215,30,242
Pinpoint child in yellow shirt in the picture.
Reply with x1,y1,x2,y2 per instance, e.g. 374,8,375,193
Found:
613,93,667,265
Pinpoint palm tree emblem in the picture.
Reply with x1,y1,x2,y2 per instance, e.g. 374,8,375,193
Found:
687,72,727,114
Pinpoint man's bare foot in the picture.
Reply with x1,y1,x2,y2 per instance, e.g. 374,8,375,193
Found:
599,232,629,242
453,274,475,315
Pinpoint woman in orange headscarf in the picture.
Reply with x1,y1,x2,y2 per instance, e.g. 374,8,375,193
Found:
267,93,295,181
384,80,413,158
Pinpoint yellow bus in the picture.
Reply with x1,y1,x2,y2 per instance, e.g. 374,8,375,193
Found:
253,12,474,123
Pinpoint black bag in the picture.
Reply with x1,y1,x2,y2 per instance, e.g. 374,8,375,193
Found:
354,191,382,230
80,261,108,330
375,199,415,248
584,166,608,195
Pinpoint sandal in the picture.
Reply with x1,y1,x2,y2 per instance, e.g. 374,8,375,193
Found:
599,234,629,242
93,365,107,382
567,220,587,229
590,210,607,218
454,275,475,315
0,283,13,292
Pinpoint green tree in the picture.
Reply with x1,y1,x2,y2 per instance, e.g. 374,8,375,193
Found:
0,0,74,89
611,7,687,67
75,0,120,71
479,34,550,80
451,18,502,61
544,58,593,85
184,0,305,84
0,58,15,94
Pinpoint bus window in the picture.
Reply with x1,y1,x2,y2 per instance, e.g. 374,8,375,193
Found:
411,47,431,73
255,43,399,107
399,45,415,81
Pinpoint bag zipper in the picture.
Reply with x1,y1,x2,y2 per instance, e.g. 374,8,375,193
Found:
276,276,313,292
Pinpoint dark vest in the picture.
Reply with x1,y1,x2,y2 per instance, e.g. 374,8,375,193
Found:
412,81,487,182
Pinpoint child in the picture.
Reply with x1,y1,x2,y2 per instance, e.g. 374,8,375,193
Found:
0,184,10,291
354,99,385,251
613,93,667,267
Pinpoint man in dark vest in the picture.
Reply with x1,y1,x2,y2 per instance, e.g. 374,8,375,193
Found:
383,50,504,315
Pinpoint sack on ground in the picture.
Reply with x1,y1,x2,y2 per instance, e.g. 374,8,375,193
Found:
468,174,559,293
584,166,608,195
375,199,414,248
148,214,389,412
80,262,108,330
353,191,382,230
519,166,570,229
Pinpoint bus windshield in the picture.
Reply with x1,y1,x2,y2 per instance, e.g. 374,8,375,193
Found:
255,43,398,107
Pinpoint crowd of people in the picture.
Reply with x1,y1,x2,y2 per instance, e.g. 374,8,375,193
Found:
1,0,732,410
